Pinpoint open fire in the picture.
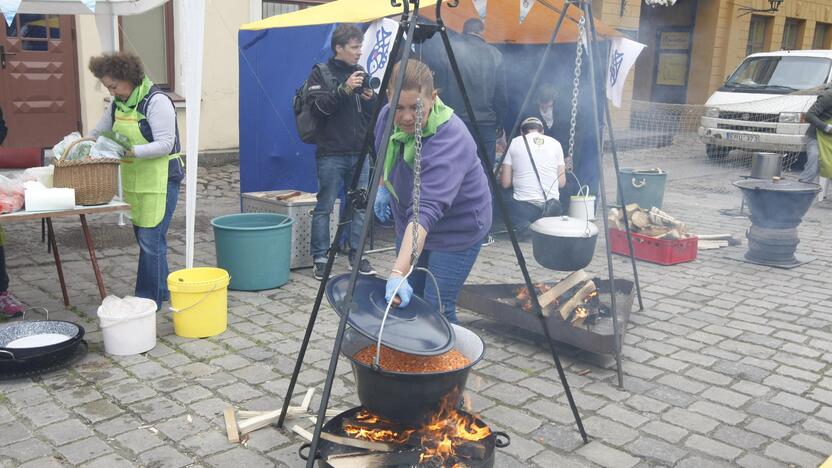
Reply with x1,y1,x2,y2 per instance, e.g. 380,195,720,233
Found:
513,277,603,326
339,395,492,467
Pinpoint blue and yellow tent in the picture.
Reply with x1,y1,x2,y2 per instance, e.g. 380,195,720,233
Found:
238,0,616,194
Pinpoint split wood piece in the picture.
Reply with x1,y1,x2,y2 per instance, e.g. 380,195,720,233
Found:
292,425,400,452
327,450,422,468
224,407,240,443
557,281,597,321
694,233,733,240
275,190,302,201
226,388,318,441
537,269,590,315
238,408,343,419
630,210,651,229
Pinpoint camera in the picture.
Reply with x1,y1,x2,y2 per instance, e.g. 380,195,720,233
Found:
361,73,381,91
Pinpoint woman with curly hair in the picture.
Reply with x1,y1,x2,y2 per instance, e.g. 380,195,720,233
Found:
88,52,183,310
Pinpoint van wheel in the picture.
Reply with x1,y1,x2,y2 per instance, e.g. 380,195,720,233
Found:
706,144,729,160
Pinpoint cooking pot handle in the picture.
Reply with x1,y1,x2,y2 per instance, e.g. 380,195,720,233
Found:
494,431,511,448
631,177,646,189
298,442,319,461
0,349,15,360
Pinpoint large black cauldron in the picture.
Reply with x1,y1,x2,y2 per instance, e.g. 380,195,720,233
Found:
341,324,484,425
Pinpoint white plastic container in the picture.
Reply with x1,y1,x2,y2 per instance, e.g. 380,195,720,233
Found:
569,185,596,221
25,186,75,212
97,296,157,356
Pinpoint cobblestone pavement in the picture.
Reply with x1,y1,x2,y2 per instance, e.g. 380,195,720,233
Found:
1,140,831,467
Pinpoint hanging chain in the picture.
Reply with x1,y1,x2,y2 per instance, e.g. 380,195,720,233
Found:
410,95,424,267
567,15,586,172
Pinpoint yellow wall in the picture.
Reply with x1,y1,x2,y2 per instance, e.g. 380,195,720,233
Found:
74,0,244,153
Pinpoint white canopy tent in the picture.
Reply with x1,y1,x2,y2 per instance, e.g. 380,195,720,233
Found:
3,0,203,268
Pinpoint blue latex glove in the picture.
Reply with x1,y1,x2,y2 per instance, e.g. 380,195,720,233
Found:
374,185,393,224
385,275,413,308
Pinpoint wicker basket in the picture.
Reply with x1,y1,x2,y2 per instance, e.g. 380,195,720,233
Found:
53,137,121,206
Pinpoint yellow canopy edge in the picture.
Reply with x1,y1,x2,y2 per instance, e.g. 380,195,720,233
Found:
241,0,439,31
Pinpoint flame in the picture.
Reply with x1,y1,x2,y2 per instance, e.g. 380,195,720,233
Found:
339,393,491,465
418,392,491,464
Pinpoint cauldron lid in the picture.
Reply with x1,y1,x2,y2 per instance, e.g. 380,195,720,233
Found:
530,216,599,237
733,178,821,193
325,274,454,356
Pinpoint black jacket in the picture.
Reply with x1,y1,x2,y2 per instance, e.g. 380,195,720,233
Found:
425,33,508,129
0,107,6,145
805,85,832,139
308,57,376,157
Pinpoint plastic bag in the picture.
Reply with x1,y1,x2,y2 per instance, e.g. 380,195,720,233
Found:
90,135,126,159
51,132,82,159
65,141,94,161
0,173,26,214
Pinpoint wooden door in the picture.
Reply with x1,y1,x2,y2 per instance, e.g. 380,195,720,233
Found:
0,14,81,148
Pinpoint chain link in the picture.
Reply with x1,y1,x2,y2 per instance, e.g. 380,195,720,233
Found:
410,95,424,267
567,15,586,172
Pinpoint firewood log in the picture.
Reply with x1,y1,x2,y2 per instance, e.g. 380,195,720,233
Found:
558,281,596,320
631,211,651,229
537,270,589,315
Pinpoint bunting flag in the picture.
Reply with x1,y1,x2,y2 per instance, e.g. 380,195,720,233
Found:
473,0,487,19
361,18,398,90
0,0,21,27
519,0,535,23
606,36,646,108
81,0,96,12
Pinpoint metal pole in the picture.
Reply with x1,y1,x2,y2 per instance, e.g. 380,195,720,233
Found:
580,0,624,388
435,0,587,443
276,9,408,430
303,2,422,465
586,4,644,311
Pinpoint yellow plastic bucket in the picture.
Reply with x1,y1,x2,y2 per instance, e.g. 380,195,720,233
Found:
167,267,230,338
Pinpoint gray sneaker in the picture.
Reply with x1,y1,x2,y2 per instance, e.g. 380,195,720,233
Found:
313,262,327,281
348,253,376,276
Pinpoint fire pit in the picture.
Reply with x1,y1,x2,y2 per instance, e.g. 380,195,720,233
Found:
299,405,510,467
458,279,634,355
733,177,820,268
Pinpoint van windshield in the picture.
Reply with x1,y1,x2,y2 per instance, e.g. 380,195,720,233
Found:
722,56,831,94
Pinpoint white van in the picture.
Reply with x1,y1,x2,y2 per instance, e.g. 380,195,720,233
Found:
698,50,832,159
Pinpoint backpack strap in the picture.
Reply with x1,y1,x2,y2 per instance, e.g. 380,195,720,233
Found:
314,63,338,92
138,85,181,155
522,134,552,202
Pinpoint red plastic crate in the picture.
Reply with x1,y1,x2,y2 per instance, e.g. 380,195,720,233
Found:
609,228,698,265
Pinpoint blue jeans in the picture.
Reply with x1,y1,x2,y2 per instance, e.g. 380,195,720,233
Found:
311,155,368,261
800,137,820,183
133,179,180,309
407,243,482,324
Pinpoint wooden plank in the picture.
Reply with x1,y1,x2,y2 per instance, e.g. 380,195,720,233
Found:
224,407,240,443
292,425,313,442
319,432,398,452
301,388,315,411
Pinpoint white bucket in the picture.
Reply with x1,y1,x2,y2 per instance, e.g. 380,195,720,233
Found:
97,297,157,356
569,185,596,221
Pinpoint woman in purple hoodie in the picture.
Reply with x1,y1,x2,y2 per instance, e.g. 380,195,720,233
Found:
374,59,492,324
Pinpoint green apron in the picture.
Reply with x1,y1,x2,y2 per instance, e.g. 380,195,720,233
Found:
112,77,180,228
817,120,832,179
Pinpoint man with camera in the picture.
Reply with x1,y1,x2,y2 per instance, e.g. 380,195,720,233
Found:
306,24,377,280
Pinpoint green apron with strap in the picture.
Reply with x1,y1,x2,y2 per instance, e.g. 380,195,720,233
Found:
817,120,832,179
112,77,180,228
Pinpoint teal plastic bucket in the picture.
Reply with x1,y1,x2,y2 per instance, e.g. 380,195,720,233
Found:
617,168,667,210
211,213,294,291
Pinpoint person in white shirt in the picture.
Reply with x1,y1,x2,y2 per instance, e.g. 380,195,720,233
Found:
500,117,566,236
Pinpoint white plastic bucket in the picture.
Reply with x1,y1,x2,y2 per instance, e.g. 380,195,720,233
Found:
97,297,157,356
569,185,596,221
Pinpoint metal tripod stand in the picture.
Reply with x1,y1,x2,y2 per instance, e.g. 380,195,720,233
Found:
275,1,649,464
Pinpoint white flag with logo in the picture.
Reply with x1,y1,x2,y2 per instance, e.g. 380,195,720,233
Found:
606,37,646,108
0,0,21,27
519,0,536,23
473,0,488,19
361,18,399,91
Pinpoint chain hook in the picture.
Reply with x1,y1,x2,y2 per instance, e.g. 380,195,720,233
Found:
566,15,586,173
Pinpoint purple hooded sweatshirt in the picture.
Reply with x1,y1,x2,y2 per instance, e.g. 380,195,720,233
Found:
375,105,492,251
